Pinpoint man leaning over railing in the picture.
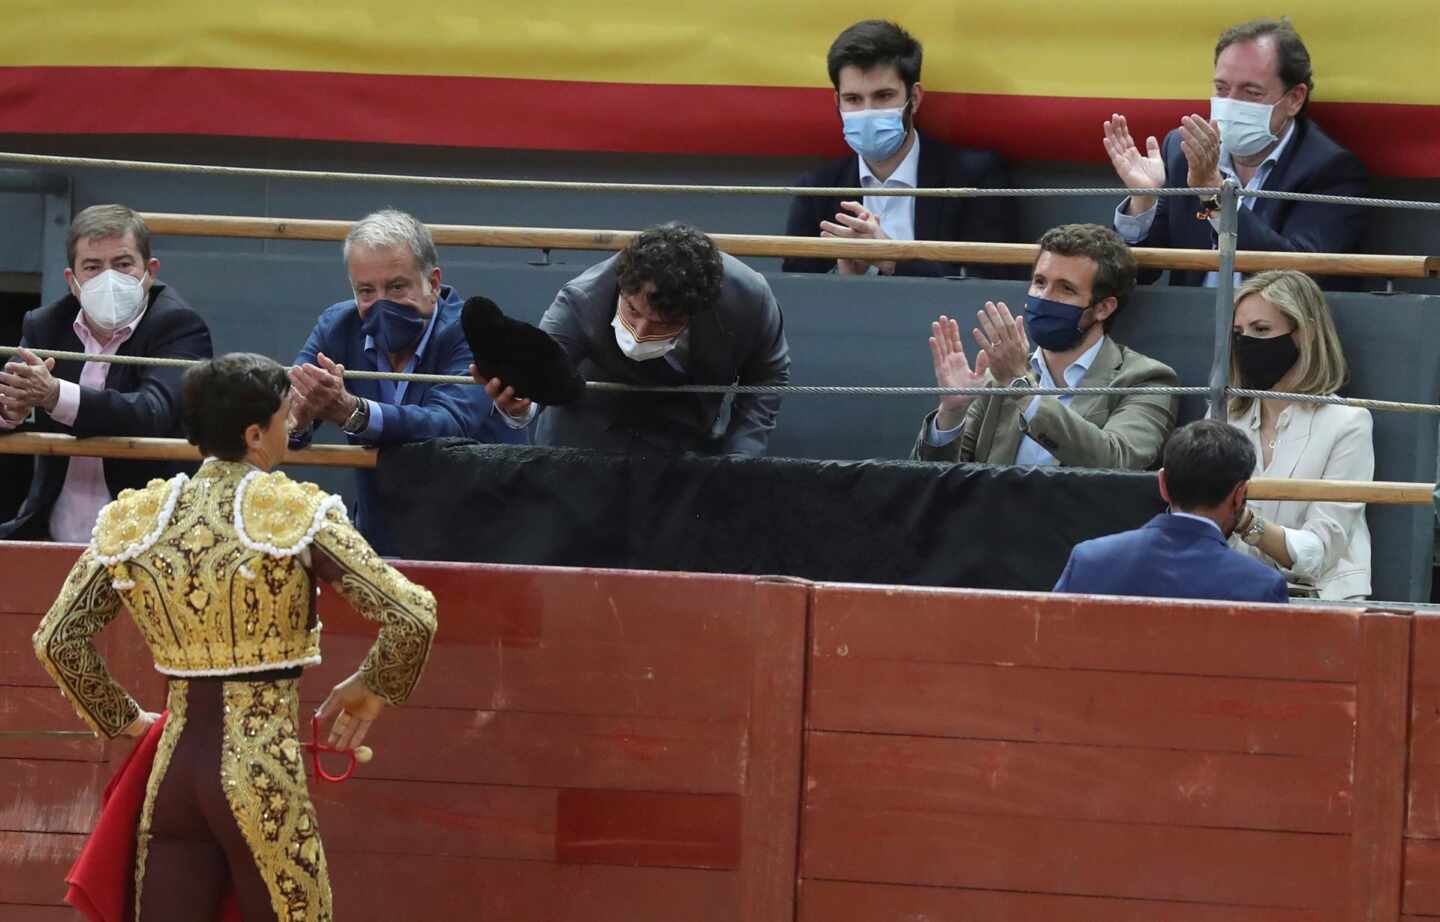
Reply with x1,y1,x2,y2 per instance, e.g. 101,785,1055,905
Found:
0,204,213,543
911,223,1178,470
482,223,792,456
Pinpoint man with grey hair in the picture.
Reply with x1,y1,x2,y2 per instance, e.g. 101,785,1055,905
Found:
1101,16,1368,289
0,203,213,542
289,207,523,554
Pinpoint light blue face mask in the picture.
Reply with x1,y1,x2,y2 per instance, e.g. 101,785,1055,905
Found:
841,103,909,161
1210,96,1280,158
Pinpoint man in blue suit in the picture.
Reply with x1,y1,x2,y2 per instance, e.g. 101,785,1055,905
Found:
1053,419,1288,603
288,208,524,554
1102,18,1368,290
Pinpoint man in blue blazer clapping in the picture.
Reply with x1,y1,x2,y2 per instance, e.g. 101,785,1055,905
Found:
289,208,524,555
1053,419,1289,603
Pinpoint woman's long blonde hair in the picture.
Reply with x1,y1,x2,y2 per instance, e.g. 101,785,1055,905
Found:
1228,269,1349,417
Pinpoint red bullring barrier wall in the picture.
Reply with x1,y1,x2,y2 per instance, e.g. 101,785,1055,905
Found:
1,542,1435,920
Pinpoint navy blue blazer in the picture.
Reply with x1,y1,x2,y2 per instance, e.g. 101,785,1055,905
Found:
292,285,525,554
1127,117,1369,289
782,135,1019,279
1053,513,1288,604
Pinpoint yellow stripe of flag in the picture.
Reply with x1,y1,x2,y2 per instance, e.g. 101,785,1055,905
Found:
4,1,1437,106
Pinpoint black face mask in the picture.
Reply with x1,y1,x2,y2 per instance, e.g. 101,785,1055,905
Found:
1233,332,1299,391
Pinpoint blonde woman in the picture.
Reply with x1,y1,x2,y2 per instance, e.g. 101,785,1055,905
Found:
1228,269,1372,600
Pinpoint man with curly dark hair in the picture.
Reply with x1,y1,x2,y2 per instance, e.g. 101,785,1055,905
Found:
484,223,791,455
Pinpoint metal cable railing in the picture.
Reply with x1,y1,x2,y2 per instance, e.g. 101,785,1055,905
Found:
7,346,1438,415
3,151,1440,212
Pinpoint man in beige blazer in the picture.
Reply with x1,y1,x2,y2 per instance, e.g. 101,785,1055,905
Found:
912,223,1179,470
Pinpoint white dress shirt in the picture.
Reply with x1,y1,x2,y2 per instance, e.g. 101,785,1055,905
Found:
858,132,921,244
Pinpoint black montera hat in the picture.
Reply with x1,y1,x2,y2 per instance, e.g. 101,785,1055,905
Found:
461,296,586,406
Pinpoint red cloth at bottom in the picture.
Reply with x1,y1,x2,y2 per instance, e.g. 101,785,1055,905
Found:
64,712,243,922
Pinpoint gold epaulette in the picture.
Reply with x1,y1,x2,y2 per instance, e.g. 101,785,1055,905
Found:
92,475,187,565
234,470,347,557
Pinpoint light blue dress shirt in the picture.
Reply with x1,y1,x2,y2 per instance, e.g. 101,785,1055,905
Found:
928,335,1107,466
359,310,439,439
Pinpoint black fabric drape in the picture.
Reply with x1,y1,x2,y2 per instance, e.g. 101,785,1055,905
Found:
375,440,1166,592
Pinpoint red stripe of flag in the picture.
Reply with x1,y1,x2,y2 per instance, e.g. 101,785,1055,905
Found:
0,66,1434,178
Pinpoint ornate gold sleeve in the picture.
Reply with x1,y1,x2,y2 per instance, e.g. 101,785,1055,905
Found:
32,548,141,739
310,507,437,705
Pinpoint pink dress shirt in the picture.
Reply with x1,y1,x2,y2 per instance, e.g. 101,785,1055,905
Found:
0,309,145,542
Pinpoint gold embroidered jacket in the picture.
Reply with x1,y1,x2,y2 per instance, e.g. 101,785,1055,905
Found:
33,460,438,738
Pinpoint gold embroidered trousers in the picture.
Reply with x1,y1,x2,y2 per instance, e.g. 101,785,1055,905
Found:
136,677,331,922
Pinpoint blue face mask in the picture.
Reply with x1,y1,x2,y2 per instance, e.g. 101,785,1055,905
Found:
841,102,909,162
1023,295,1094,352
361,299,428,356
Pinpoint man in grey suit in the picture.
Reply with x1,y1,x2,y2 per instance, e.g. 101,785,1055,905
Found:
913,223,1179,470
484,223,791,454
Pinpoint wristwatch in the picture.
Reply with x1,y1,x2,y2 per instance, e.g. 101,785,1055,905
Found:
1196,194,1222,221
1008,374,1034,390
1239,507,1267,546
341,397,370,435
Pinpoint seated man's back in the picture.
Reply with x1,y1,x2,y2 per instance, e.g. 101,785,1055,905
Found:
1053,419,1289,604
1056,514,1287,602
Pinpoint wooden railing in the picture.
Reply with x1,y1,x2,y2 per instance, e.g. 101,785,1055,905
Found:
138,213,1440,279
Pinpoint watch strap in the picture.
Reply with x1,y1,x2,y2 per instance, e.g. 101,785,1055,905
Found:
341,398,370,435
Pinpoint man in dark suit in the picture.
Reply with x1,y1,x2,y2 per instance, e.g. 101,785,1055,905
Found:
479,223,791,455
288,208,524,555
1053,419,1288,603
782,19,1017,279
1103,17,1368,289
0,204,213,542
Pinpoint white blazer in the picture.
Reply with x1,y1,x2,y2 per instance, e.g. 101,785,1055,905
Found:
1228,401,1374,600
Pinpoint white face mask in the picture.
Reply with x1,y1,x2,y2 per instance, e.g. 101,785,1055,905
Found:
611,311,683,362
73,269,149,334
1210,96,1280,158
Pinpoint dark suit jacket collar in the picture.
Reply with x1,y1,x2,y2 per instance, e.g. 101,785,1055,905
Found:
1251,117,1311,223
1145,512,1228,546
913,133,946,242
44,283,172,383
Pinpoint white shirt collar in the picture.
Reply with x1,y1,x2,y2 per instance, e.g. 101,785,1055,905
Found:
1170,510,1224,536
1029,334,1108,387
858,131,921,189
